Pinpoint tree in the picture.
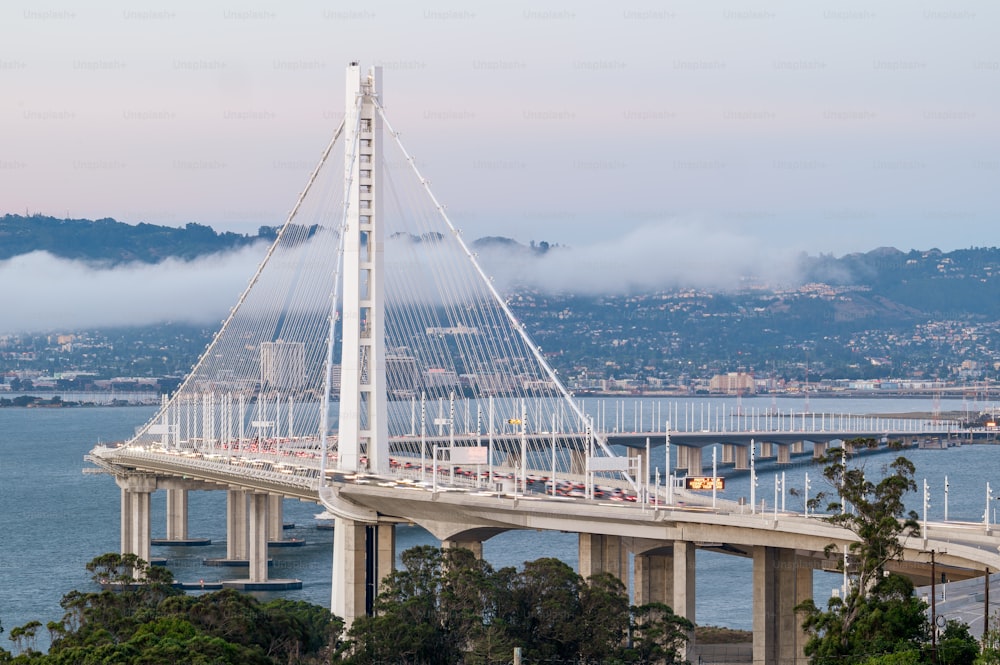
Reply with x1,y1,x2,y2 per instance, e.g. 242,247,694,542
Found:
8,620,41,655
798,441,927,663
977,612,1000,665
628,602,693,664
938,619,979,665
578,572,630,662
345,546,650,664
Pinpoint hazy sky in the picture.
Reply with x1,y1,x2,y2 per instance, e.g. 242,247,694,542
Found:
2,0,997,258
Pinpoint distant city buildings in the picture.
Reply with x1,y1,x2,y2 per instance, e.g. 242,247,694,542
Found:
708,372,757,395
259,341,305,391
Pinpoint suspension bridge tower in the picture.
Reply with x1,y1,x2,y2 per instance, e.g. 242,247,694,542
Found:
338,62,389,475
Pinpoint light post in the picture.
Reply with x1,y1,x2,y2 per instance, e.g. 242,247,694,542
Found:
774,474,780,518
841,445,847,515
750,439,757,514
944,476,949,522
804,472,811,517
987,482,993,534
665,421,672,505
712,445,718,509
923,479,930,533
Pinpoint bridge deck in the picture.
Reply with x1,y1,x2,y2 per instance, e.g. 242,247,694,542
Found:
89,444,1000,580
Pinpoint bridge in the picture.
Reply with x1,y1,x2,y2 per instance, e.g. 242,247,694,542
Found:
87,63,997,665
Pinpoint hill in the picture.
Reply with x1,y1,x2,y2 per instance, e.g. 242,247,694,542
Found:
2,214,999,386
0,214,265,265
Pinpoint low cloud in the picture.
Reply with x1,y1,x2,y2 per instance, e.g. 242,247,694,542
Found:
477,221,807,293
0,245,266,332
0,221,812,334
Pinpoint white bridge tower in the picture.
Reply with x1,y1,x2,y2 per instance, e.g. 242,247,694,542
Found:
338,62,388,475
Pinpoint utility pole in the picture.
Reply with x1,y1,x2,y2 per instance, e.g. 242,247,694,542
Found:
921,549,946,665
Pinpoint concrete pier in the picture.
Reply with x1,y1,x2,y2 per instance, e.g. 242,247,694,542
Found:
249,492,268,582
578,533,627,585
753,547,811,665
332,520,394,629
166,488,187,541
267,494,283,542
734,445,750,470
683,446,703,476
634,548,673,606
226,489,249,561
443,538,484,559
117,475,156,566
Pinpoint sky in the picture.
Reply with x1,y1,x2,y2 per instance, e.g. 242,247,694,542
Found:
1,1,998,330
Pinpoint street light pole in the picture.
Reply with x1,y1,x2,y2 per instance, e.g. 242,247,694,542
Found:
712,445,718,509
774,474,779,518
988,482,993,534
665,421,672,506
931,550,938,665
804,472,811,517
923,479,930,533
944,476,949,522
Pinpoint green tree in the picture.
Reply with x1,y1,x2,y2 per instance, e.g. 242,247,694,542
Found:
7,620,41,655
977,612,1000,665
345,545,650,664
506,557,584,660
938,619,979,665
578,572,630,661
628,602,693,664
798,441,927,664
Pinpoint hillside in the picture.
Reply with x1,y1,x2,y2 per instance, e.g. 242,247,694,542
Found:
0,214,264,265
2,214,999,386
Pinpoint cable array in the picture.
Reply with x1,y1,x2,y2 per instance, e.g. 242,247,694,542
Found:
125,99,633,493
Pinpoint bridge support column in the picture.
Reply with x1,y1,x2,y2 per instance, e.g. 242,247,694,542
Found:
791,441,804,454
734,446,749,470
753,547,811,665
675,445,688,471
685,446,703,476
813,441,827,459
165,488,188,541
226,489,249,561
248,492,269,583
332,518,372,630
634,550,672,606
673,540,695,621
578,533,627,586
761,442,774,459
117,475,156,567
267,494,284,542
120,487,132,555
377,523,395,589
722,444,735,464
330,521,393,629
776,444,791,465
443,538,483,560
